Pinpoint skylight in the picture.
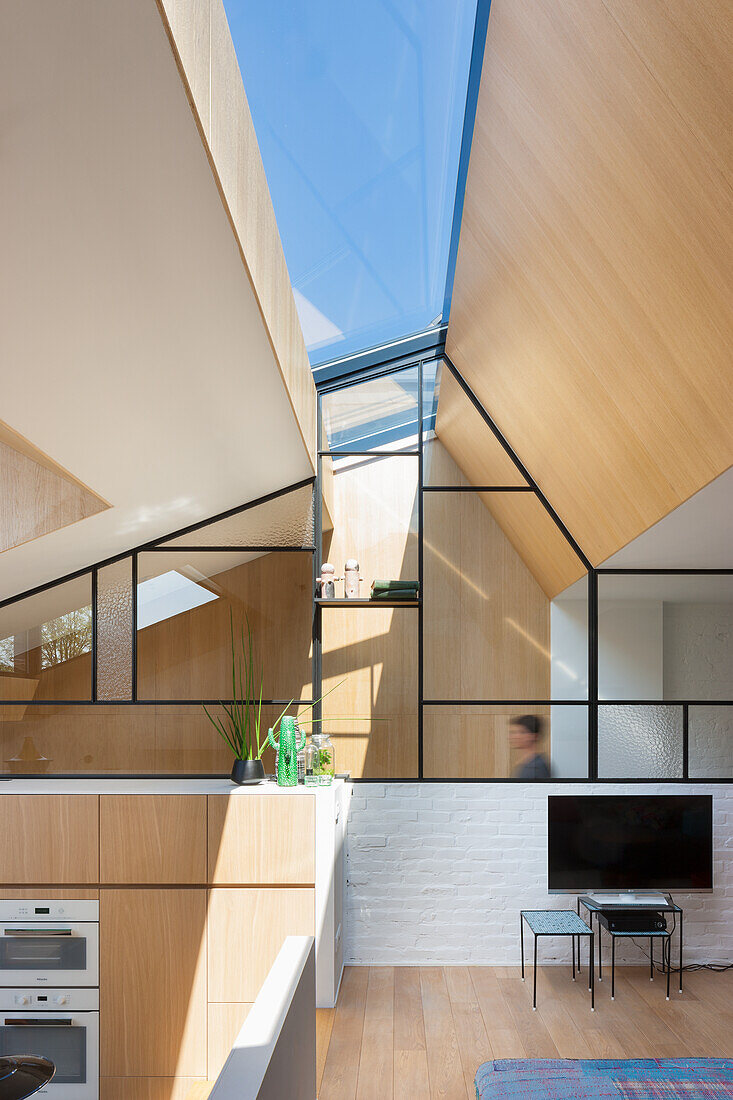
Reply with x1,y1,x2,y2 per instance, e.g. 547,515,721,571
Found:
137,570,218,630
224,0,479,366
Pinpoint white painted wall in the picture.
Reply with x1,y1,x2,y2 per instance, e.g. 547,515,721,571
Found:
597,601,664,699
345,783,733,967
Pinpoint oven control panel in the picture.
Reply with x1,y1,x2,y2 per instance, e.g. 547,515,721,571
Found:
0,988,99,1011
0,901,99,922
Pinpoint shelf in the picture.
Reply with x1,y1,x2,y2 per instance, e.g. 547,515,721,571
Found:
315,598,420,608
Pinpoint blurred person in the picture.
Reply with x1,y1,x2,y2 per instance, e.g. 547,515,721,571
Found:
510,714,551,780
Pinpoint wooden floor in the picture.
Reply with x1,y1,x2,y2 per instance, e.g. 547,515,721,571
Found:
317,966,733,1100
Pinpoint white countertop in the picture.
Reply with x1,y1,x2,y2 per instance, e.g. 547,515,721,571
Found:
0,776,348,795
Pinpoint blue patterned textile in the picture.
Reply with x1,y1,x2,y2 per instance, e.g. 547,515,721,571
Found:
475,1059,733,1100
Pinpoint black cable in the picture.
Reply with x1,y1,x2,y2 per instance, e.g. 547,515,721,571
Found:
626,903,733,974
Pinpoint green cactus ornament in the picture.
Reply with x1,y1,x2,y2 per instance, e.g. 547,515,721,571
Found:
268,715,306,787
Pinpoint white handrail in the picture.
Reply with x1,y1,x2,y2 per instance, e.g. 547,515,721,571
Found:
207,936,316,1100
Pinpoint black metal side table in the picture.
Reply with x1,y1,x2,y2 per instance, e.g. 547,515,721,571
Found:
520,910,595,1011
577,896,683,1001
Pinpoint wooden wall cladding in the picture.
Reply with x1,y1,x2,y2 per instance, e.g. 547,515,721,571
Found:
100,889,207,1078
0,796,98,883
321,454,420,778
447,0,733,566
321,606,419,779
428,368,527,487
208,795,315,884
322,453,419,584
207,887,314,1002
423,484,551,699
100,796,207,884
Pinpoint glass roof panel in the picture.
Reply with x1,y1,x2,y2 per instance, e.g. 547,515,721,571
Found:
224,0,478,366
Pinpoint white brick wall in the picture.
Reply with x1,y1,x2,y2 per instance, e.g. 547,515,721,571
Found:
345,783,733,966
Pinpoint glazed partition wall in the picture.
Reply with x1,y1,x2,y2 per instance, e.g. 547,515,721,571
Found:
2,356,731,780
0,482,316,775
315,352,733,781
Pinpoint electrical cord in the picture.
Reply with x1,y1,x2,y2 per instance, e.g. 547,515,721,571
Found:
626,898,733,975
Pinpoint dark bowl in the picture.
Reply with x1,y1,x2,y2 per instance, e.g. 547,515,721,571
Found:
0,1056,55,1100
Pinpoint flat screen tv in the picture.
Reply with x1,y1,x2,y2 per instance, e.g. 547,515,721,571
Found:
547,795,713,893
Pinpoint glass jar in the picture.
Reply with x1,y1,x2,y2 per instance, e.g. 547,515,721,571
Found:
305,733,336,786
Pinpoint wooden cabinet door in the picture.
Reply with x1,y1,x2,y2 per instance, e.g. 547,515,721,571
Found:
0,796,98,883
207,1003,252,1080
207,795,315,884
100,796,206,883
100,889,207,1077
207,887,314,1002
100,1079,206,1100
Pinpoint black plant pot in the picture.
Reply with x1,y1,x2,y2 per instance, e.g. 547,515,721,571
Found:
230,758,265,785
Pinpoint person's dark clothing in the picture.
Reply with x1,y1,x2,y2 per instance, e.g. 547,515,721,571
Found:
513,753,551,780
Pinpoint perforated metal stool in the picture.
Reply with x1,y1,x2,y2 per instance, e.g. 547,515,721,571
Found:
520,909,595,1010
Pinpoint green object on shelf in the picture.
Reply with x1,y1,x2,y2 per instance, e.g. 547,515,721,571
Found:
370,588,419,600
268,715,305,787
371,579,420,593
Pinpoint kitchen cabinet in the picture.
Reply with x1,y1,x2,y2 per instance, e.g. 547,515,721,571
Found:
0,779,348,1087
100,795,207,883
100,1079,205,1100
207,794,315,884
207,887,314,1002
0,795,98,883
207,1003,252,1079
100,889,207,1077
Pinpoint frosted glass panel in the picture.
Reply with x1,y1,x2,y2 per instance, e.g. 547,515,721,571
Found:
598,705,683,778
161,484,314,548
549,705,588,779
689,705,733,778
97,559,133,700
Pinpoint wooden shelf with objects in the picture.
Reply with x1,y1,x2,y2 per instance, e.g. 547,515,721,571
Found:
315,597,419,607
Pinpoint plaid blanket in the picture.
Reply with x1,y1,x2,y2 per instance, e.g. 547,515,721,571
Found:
475,1059,733,1099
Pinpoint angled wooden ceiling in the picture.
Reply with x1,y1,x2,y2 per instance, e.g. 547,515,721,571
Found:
446,0,733,568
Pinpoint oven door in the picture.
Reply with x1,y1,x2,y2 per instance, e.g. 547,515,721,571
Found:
0,1011,98,1099
0,924,99,986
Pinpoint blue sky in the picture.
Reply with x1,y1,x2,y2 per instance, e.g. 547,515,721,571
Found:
223,0,478,365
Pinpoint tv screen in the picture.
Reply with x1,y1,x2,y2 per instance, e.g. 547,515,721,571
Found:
548,795,713,892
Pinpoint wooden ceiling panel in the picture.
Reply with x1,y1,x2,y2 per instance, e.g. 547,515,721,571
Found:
432,366,528,487
447,0,733,566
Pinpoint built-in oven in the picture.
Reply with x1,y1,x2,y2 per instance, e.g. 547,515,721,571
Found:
0,902,98,987
0,989,98,1098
